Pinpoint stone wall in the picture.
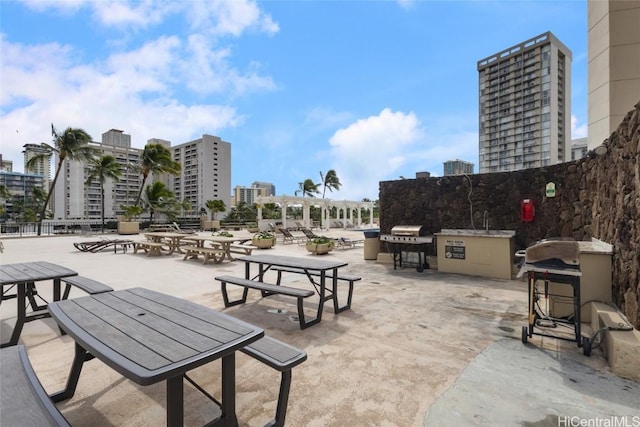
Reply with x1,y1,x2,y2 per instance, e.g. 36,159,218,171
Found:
379,101,640,328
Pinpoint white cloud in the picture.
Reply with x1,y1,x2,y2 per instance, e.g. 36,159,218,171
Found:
0,34,244,172
571,114,588,139
396,0,415,10
183,34,276,96
93,0,179,28
325,108,425,200
1,0,279,171
186,0,279,36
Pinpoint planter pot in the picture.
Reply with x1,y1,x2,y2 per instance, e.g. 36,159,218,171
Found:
118,221,139,235
252,238,275,249
306,241,335,255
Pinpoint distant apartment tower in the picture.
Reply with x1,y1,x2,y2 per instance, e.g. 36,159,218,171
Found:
101,129,131,148
1,155,13,172
233,182,275,206
571,137,588,160
252,181,276,197
443,159,474,176
53,130,143,220
587,0,640,149
171,134,231,215
22,143,51,190
478,32,572,173
0,171,45,220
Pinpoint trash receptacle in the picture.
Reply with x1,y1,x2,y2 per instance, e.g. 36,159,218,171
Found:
363,230,380,260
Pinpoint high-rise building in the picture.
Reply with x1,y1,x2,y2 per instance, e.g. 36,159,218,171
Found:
232,182,275,206
478,31,572,173
101,129,131,148
171,134,231,215
587,0,640,149
443,159,474,176
22,144,51,190
251,181,276,197
1,155,13,172
53,130,143,220
0,171,45,220
571,137,588,161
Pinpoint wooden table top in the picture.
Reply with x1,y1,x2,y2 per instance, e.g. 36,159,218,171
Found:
48,287,264,385
237,254,348,271
0,261,78,286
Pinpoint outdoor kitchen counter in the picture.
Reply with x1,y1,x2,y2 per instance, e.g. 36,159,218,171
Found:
434,229,516,280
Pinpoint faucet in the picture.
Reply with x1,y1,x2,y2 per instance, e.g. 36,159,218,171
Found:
483,210,489,232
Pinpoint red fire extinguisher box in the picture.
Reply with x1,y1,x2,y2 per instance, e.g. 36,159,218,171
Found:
521,199,535,222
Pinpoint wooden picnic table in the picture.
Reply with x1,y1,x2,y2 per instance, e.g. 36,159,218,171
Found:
181,235,239,261
48,287,264,427
143,232,190,254
0,261,78,347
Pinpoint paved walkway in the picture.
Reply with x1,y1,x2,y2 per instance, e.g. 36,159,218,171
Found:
1,230,638,426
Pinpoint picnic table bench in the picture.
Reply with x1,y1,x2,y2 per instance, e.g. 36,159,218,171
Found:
272,266,360,313
1,345,71,426
183,245,226,264
241,336,307,427
61,276,113,299
229,242,258,256
132,241,166,256
215,275,315,329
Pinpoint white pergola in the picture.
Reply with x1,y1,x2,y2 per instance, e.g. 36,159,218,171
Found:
255,195,375,230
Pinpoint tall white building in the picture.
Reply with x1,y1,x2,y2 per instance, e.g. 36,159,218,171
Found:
587,0,640,149
443,159,474,176
478,32,572,173
22,143,51,190
51,131,232,221
233,182,274,206
53,130,143,220
171,134,231,215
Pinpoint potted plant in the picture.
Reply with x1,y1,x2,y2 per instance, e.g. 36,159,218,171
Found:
306,236,335,255
252,231,276,249
118,205,143,235
214,231,234,237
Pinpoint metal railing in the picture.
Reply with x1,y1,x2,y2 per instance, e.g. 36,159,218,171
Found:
0,221,115,237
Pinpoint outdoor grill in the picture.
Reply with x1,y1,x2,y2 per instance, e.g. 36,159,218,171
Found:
380,225,434,272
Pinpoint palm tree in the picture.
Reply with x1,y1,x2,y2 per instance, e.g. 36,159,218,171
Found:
295,179,320,197
143,181,175,224
206,199,226,220
320,169,341,198
85,155,122,233
26,124,96,235
133,143,181,206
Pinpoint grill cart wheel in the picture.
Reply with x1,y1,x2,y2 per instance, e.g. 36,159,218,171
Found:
582,336,591,357
522,326,529,344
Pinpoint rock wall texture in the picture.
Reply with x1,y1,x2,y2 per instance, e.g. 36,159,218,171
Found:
379,101,640,328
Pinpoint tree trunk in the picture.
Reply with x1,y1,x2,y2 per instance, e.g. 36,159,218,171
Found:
37,157,64,236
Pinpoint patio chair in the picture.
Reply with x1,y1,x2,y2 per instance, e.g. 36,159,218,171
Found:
276,228,305,244
172,222,196,234
301,228,320,240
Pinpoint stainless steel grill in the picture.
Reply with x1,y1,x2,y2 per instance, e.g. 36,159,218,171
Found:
381,225,434,272
380,225,433,244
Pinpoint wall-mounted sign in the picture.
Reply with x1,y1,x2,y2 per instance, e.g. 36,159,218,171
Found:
546,182,556,198
445,245,466,260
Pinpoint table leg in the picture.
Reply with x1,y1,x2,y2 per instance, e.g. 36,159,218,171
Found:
1,284,26,348
166,376,184,427
221,353,238,427
53,278,61,302
223,243,235,261
51,343,89,402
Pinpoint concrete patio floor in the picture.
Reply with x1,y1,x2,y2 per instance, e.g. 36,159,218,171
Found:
1,230,638,426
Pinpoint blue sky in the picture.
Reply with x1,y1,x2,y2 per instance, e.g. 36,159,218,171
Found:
0,0,588,201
